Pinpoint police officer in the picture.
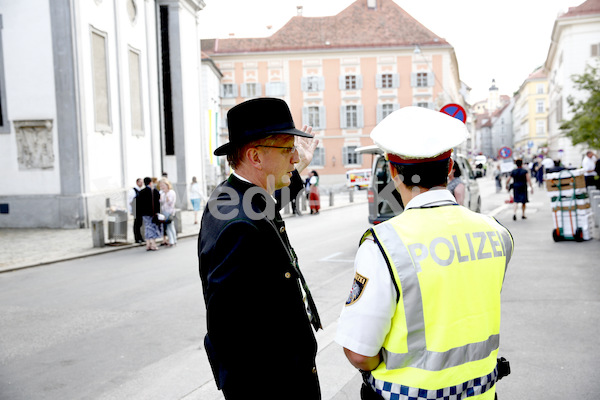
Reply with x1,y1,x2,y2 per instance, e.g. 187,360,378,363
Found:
335,106,513,400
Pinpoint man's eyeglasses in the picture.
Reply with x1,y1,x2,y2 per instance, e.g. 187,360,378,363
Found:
256,145,297,154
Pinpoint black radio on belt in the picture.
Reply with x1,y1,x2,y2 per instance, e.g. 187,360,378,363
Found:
497,357,511,381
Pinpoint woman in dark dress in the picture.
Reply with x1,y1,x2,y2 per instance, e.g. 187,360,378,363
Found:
506,159,533,220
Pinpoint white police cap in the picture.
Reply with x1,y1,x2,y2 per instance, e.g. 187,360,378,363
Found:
370,106,468,164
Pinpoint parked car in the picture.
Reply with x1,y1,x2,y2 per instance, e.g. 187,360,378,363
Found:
473,155,487,178
357,146,482,224
346,168,371,190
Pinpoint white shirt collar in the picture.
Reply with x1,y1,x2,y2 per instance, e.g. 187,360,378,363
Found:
232,171,251,184
404,188,457,210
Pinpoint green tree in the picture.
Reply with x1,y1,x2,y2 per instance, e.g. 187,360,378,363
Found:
560,64,600,149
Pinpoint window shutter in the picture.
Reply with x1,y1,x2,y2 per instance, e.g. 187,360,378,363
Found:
392,74,400,88
266,83,273,96
376,104,383,123
375,74,382,89
428,102,435,110
255,83,262,97
357,75,363,90
428,72,435,87
232,84,238,97
319,106,326,130
339,76,346,90
301,77,308,92
591,44,599,57
219,84,225,97
342,147,348,164
302,107,309,127
393,103,400,112
241,83,248,97
318,76,325,91
410,73,417,87
357,105,364,128
340,105,347,128
320,147,326,166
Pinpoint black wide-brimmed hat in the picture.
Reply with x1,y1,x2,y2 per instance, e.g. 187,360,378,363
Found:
214,97,313,156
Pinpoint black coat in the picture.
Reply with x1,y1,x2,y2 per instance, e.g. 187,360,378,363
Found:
135,186,160,218
198,171,320,399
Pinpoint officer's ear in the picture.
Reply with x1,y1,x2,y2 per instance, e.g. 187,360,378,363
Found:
448,158,454,176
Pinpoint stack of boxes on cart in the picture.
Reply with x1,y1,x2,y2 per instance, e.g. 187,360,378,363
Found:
546,169,593,241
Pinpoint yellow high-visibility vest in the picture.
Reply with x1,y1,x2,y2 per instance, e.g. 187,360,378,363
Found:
363,204,513,400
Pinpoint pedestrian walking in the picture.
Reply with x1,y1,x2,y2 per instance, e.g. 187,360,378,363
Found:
506,159,534,220
136,177,161,251
159,178,177,247
198,98,322,400
308,170,320,214
189,176,204,224
582,150,598,189
128,178,144,243
493,164,503,193
335,106,513,400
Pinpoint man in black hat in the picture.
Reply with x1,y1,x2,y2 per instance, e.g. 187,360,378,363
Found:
199,98,322,399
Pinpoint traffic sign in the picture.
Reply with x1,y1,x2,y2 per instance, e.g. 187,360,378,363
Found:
440,103,467,124
498,146,512,159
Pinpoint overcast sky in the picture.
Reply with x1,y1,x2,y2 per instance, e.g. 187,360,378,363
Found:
197,0,580,103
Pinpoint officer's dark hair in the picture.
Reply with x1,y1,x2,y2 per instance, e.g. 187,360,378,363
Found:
143,177,152,186
389,159,451,189
453,161,462,178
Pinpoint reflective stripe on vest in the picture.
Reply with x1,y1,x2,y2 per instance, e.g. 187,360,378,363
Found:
372,222,504,371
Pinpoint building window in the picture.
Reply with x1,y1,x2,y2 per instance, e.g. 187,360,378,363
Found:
266,82,286,97
303,106,326,130
556,97,563,123
536,83,544,94
536,119,545,134
536,100,544,113
416,102,429,109
343,145,362,165
0,15,8,133
345,75,356,90
302,76,324,92
377,103,398,123
128,48,144,136
311,147,325,167
159,6,174,155
411,72,434,87
339,75,363,90
591,43,600,57
340,105,364,129
376,73,399,89
241,82,261,98
381,74,393,88
220,83,237,98
91,28,112,133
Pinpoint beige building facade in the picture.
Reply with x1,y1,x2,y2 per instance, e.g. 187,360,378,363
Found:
512,68,549,159
202,0,467,184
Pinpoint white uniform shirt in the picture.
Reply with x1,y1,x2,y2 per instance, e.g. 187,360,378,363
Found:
582,155,597,177
335,189,457,357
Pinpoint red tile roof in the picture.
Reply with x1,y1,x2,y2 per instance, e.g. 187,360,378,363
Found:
560,0,600,18
202,0,450,55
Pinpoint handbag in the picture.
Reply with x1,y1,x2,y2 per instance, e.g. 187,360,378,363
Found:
164,213,175,225
152,213,165,225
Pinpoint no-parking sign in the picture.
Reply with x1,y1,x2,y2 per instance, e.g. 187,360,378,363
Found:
498,147,512,159
440,103,467,124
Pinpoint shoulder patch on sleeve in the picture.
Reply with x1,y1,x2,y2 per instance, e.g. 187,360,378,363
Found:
345,272,369,306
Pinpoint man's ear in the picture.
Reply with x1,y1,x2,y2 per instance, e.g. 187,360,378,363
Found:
448,158,454,176
246,147,263,170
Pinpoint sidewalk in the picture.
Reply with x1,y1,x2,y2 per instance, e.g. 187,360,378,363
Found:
0,189,367,273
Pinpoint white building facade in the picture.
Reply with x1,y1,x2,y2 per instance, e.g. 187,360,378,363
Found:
545,0,600,167
0,0,206,228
